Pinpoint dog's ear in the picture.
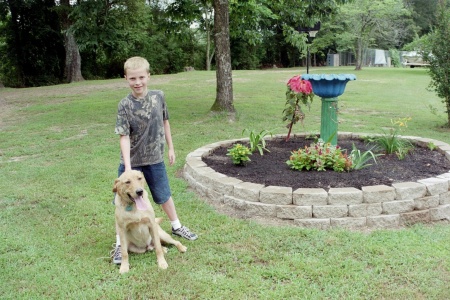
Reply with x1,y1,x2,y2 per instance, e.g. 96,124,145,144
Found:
155,217,164,225
112,178,120,193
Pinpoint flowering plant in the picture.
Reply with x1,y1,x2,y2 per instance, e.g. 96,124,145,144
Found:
364,117,414,160
286,140,380,172
283,75,314,141
227,143,252,165
286,141,352,172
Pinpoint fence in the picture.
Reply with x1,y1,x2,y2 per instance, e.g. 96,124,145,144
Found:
328,49,417,68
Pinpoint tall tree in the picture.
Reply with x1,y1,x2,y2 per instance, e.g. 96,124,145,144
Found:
228,0,277,69
57,0,84,83
404,0,438,35
211,0,354,112
201,1,214,71
252,0,352,68
69,0,150,78
427,0,450,126
211,0,234,113
166,0,214,70
334,0,411,70
0,0,65,87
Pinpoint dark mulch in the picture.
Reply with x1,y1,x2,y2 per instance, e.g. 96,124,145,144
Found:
202,137,450,191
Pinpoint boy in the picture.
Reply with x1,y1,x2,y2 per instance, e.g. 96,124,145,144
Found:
111,56,197,265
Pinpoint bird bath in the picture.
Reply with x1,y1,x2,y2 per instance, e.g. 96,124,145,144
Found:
302,74,356,145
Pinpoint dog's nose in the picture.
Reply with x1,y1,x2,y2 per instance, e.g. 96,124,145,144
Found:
136,188,143,196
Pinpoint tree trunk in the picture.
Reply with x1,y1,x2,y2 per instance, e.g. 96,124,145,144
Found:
211,0,235,113
59,0,84,83
446,99,450,127
355,38,363,71
204,6,212,71
206,22,211,71
64,32,84,83
7,0,25,87
208,46,215,70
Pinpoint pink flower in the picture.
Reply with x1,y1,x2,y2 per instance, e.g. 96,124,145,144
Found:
287,75,313,94
284,74,315,142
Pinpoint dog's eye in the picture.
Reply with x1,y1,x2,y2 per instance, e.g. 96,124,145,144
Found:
138,177,143,181
125,180,131,184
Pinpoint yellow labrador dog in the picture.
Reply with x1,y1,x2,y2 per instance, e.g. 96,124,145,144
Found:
113,170,187,274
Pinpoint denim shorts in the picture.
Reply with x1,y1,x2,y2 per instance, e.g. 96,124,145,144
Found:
117,162,172,205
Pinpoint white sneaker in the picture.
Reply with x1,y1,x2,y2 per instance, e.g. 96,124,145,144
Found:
110,243,122,265
172,226,198,241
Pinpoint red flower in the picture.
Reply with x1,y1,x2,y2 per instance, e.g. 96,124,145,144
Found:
284,74,315,142
287,75,313,94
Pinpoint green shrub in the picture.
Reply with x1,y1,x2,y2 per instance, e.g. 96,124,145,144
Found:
227,143,252,165
242,129,272,155
286,141,352,172
427,142,437,151
389,49,401,67
349,143,382,170
365,117,414,160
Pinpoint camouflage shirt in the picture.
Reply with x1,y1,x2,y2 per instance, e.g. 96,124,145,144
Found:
115,90,169,167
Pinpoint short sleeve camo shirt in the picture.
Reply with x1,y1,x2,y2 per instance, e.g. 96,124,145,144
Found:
115,90,169,167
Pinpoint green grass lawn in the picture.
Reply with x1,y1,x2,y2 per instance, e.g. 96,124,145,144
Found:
1,66,449,299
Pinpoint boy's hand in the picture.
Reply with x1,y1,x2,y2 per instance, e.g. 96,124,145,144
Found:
168,149,175,165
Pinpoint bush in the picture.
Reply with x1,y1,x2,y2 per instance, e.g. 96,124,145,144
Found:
286,141,352,172
364,117,414,160
242,129,272,155
227,144,252,165
389,49,401,67
349,143,382,170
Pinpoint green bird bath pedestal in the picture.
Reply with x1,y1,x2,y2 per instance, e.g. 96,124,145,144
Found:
301,74,356,145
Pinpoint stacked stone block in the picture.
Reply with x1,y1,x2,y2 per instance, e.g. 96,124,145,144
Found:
183,134,450,229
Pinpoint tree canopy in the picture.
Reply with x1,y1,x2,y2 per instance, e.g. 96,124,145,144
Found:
326,0,414,70
0,0,65,87
0,0,440,88
427,0,450,126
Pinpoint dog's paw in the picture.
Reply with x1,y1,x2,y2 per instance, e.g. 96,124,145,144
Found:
158,260,168,270
162,246,168,253
178,245,187,253
119,264,130,274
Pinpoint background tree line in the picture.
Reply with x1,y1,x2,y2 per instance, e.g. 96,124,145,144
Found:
0,0,442,88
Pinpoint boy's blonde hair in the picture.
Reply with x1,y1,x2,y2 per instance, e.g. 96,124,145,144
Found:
124,56,150,75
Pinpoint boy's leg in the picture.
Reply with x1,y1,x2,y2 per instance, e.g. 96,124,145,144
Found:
161,197,178,222
161,197,198,240
142,163,198,241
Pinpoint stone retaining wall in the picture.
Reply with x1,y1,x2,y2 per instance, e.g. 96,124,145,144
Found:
183,133,450,229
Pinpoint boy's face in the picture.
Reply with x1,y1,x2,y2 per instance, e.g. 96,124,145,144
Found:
125,67,150,98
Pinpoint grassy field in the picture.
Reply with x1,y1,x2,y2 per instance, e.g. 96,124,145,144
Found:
1,66,449,299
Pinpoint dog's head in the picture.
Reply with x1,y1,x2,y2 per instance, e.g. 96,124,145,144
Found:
113,170,148,210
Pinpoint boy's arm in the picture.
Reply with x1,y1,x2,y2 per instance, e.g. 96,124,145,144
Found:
120,135,132,171
163,119,175,165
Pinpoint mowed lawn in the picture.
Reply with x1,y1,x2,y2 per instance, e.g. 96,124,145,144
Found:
1,66,449,299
